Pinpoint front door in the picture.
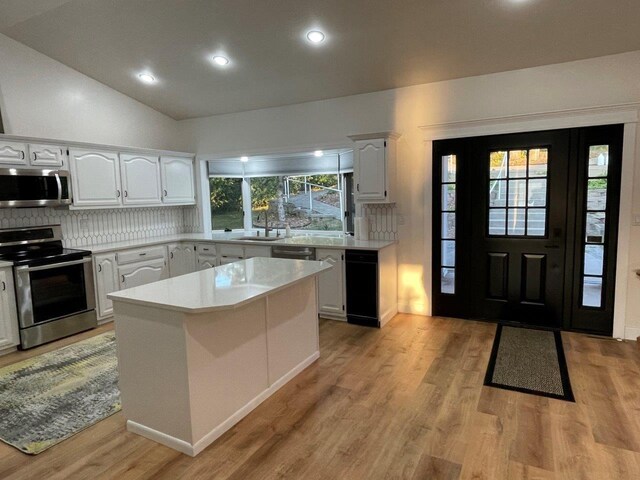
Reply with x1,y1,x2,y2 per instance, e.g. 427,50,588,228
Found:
433,125,623,335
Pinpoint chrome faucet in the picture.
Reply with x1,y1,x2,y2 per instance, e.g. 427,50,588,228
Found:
264,205,271,237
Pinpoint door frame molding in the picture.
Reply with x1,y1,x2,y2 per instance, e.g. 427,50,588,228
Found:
421,103,639,338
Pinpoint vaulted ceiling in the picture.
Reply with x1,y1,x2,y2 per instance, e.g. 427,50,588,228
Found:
2,0,640,120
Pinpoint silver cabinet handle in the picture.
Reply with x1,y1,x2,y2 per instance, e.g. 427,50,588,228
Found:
357,184,360,192
124,191,128,197
121,275,125,283
16,256,91,272
32,152,38,161
139,252,147,256
1,281,5,291
170,252,174,259
117,190,121,198
98,264,102,273
21,151,25,160
163,189,168,197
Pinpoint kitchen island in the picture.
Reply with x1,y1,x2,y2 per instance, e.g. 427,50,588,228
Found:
109,257,331,456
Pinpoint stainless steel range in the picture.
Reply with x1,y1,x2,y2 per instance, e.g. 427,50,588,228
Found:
0,225,96,349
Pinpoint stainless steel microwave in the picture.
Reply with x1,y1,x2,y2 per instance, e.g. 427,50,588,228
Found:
0,168,72,207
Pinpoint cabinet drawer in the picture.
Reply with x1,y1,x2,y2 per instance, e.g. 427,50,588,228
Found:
195,243,217,256
218,244,244,258
116,245,166,265
29,144,66,167
0,141,28,165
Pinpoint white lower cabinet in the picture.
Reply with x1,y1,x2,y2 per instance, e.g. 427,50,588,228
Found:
218,256,243,265
0,268,20,350
197,255,218,270
316,249,346,319
94,253,118,320
119,258,167,289
168,243,196,277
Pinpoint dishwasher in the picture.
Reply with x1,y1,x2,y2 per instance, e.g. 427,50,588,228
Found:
345,250,379,327
271,245,316,260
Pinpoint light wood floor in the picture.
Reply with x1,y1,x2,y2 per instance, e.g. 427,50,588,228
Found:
1,315,640,479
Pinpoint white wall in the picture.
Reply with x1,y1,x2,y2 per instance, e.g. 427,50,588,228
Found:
178,51,640,333
0,33,183,151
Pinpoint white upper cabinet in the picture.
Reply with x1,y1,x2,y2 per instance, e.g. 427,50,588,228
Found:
350,132,399,204
69,149,122,206
120,154,162,205
29,144,66,167
0,141,28,165
161,156,195,204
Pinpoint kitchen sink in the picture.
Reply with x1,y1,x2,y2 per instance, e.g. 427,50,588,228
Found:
236,236,282,242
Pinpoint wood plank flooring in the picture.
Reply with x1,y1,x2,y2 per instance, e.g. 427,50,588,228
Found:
1,315,640,479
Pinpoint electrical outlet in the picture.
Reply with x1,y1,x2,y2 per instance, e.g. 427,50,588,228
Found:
397,214,405,225
79,218,89,231
634,214,640,226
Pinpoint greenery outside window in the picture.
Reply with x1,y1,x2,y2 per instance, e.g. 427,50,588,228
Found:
210,177,243,230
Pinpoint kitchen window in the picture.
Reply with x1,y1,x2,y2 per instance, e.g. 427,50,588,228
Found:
208,150,354,233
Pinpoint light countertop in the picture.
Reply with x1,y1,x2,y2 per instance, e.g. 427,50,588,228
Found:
0,260,13,268
108,257,332,313
80,232,396,254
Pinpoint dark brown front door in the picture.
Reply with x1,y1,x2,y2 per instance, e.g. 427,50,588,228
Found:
433,125,623,335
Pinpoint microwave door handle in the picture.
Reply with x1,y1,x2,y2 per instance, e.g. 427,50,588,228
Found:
55,172,62,202
15,257,91,272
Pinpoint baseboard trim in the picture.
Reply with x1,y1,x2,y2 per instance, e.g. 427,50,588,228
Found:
398,302,429,316
128,350,320,457
624,326,640,341
380,307,398,327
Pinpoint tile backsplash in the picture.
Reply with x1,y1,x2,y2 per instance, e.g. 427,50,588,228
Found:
363,204,398,241
0,206,201,248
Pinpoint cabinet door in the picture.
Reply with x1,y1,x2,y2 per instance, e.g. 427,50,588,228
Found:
197,255,218,270
354,139,386,202
29,144,66,167
120,154,162,205
94,253,118,319
244,245,271,258
0,268,20,349
69,149,122,206
119,258,167,289
169,244,197,277
0,141,28,165
316,249,346,318
160,156,195,204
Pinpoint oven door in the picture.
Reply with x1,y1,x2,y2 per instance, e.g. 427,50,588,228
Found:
0,168,71,207
14,257,96,328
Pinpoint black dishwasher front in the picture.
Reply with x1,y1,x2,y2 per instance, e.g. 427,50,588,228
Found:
345,250,379,327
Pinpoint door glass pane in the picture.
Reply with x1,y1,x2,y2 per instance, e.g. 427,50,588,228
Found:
442,184,456,211
588,145,609,178
508,180,526,206
489,209,506,235
508,150,527,178
587,179,607,211
489,180,507,207
442,213,456,239
441,268,455,294
442,155,457,182
582,277,603,308
585,212,606,243
507,208,526,235
528,179,547,207
526,209,546,236
442,240,456,267
490,151,508,179
528,148,548,177
584,244,604,276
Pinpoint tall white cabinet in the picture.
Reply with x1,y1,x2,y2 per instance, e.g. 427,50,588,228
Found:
316,248,346,320
349,132,399,204
0,267,20,350
69,149,122,206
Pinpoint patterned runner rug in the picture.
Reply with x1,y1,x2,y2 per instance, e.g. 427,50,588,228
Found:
484,324,574,402
0,332,120,454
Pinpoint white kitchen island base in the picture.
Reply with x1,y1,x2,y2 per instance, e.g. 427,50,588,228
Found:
110,258,330,456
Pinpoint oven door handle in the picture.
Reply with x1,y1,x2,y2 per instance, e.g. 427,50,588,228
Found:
15,256,92,272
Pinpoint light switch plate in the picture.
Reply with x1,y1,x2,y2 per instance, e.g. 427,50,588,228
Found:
634,214,640,226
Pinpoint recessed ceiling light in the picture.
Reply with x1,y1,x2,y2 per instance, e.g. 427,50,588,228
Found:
306,30,325,44
240,156,249,162
138,73,156,84
314,150,324,157
212,55,230,66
